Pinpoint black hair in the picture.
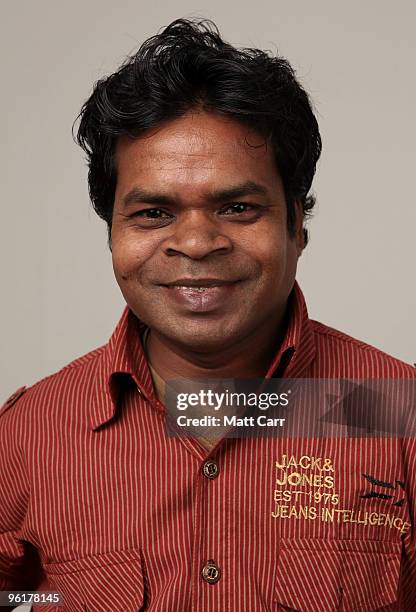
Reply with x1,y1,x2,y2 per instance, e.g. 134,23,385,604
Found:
75,18,322,248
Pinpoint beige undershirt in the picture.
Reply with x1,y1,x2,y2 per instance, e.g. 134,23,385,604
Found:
141,328,218,451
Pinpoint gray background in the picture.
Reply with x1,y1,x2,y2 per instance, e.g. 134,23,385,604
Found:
2,0,415,405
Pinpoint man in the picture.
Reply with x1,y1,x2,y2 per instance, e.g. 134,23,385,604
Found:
1,18,415,612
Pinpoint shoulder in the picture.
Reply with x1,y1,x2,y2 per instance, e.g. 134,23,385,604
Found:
310,320,416,378
0,344,107,421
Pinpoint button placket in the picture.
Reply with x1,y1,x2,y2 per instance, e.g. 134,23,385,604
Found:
191,455,223,607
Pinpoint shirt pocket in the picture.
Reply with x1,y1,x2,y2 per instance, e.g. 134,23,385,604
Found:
273,538,401,612
42,547,145,611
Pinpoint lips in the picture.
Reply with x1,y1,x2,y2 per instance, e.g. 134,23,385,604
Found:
160,279,242,312
170,286,217,292
162,278,238,288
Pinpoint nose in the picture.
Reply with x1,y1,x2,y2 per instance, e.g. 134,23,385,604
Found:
162,210,233,260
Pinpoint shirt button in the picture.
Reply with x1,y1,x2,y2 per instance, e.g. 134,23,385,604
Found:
202,459,219,479
201,560,221,584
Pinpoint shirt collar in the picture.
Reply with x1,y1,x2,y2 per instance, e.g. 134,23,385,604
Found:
264,280,316,379
90,280,316,430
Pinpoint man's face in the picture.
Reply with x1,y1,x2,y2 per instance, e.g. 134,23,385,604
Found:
111,111,304,352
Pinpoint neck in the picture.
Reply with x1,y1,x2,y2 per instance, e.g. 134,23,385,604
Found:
145,312,288,381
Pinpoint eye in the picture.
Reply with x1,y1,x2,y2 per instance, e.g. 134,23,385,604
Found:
219,203,259,216
128,207,174,227
134,208,172,219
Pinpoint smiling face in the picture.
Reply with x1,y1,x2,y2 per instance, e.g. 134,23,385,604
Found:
111,111,304,353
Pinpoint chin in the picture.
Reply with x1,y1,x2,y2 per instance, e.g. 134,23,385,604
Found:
162,319,243,353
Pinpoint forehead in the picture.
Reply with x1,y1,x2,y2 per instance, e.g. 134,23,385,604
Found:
115,111,277,180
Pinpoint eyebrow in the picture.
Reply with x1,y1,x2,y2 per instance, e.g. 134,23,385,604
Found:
211,181,269,201
122,181,269,208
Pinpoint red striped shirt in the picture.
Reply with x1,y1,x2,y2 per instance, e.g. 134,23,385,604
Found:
1,281,415,611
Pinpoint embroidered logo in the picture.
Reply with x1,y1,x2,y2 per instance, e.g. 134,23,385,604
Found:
361,474,406,507
271,458,411,534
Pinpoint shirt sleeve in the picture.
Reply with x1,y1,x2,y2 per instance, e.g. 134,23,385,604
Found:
0,388,42,593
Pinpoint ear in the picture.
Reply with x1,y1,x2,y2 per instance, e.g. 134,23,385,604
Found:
293,200,305,255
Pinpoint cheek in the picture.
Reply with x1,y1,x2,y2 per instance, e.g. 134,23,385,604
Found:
249,226,288,276
111,232,156,280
